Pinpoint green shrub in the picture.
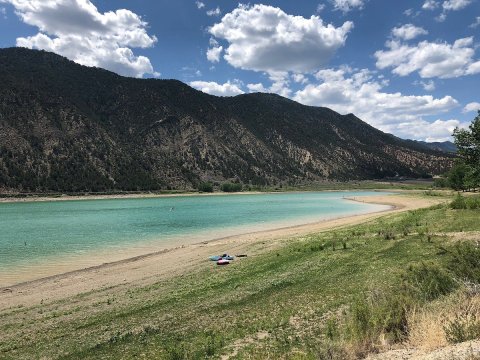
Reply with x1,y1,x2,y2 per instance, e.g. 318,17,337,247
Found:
466,196,480,209
434,177,448,188
448,242,480,283
348,290,412,346
220,182,242,192
444,313,480,344
197,182,214,193
401,262,456,302
450,194,467,209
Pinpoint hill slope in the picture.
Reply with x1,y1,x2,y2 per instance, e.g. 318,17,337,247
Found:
0,48,454,192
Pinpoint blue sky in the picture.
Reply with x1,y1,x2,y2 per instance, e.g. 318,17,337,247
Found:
0,0,479,141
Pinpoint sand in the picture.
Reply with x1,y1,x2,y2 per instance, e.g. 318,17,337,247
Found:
0,193,444,310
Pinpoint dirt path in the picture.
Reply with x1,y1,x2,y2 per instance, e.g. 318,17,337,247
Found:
366,340,480,359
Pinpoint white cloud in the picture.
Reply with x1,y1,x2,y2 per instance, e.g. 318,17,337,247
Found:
247,83,268,93
195,1,205,9
206,46,222,63
435,13,447,22
292,73,308,84
392,24,428,41
246,73,292,96
415,79,436,91
293,67,459,140
330,0,365,13
0,6,6,18
442,0,472,11
206,7,221,17
422,0,439,10
5,0,158,78
316,4,326,13
268,71,291,97
189,80,244,96
470,17,480,28
463,102,480,113
432,0,473,22
206,38,222,62
397,119,465,142
375,37,480,79
209,4,353,74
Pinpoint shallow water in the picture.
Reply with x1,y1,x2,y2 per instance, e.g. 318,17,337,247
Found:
0,191,390,285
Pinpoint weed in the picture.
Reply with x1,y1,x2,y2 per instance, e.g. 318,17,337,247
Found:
325,318,339,340
444,313,480,344
402,262,456,302
448,242,480,283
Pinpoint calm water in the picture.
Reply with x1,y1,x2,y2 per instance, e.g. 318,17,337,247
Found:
0,191,390,284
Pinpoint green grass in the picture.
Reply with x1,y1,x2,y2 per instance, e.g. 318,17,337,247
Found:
0,197,479,359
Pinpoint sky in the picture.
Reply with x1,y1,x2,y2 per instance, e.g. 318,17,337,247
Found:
0,0,479,142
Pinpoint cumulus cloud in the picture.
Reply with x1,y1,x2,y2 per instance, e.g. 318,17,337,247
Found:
416,79,436,91
463,102,480,113
189,80,244,96
330,0,366,13
268,71,292,97
247,83,268,93
209,4,353,74
375,37,480,78
195,1,205,9
292,73,308,84
442,0,472,11
470,17,480,28
428,0,474,22
395,119,464,142
293,67,459,141
5,0,158,77
422,0,439,10
245,73,293,97
206,7,221,17
316,4,326,13
392,24,428,41
206,38,222,62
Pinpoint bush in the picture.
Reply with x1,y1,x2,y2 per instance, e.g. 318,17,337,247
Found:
401,262,457,302
197,182,213,193
348,289,412,347
450,194,467,209
448,242,480,283
434,177,448,188
444,313,480,344
467,197,480,209
220,182,242,192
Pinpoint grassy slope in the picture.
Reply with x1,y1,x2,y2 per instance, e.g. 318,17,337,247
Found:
0,193,478,359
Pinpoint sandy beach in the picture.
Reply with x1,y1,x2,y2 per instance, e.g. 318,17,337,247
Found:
0,193,444,310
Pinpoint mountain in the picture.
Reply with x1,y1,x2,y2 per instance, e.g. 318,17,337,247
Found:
0,48,454,192
416,141,457,153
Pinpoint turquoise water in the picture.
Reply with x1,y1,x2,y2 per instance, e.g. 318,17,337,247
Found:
0,191,390,283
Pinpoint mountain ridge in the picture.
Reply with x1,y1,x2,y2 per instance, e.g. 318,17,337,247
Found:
0,47,454,192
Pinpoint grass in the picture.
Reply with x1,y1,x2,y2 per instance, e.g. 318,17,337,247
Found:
0,194,479,359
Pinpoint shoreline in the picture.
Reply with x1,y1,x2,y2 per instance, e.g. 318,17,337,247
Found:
0,193,443,309
0,199,392,290
0,188,395,204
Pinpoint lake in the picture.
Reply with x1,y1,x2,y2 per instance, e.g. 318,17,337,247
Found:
0,191,391,286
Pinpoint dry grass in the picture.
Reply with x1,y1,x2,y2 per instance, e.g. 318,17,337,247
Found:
408,289,480,351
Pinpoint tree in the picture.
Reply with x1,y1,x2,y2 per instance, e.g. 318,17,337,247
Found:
197,182,214,193
452,111,480,191
447,163,467,191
